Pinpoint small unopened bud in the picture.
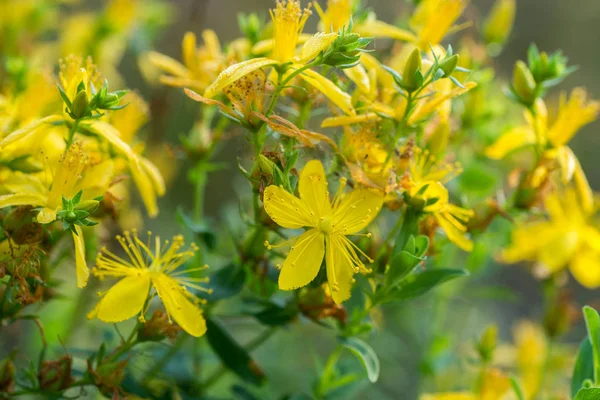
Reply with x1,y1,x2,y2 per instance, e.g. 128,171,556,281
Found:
483,0,516,47
74,199,100,214
71,90,89,119
257,154,276,176
439,54,459,78
512,61,537,105
402,48,423,92
65,211,77,223
477,324,498,363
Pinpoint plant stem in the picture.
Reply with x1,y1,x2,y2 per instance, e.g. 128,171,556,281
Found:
66,119,79,148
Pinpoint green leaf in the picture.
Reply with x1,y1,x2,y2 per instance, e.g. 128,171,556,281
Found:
509,376,524,400
203,263,246,301
205,317,266,386
176,207,217,249
393,268,469,300
386,250,424,287
583,306,600,385
574,388,600,400
572,338,595,398
340,337,379,383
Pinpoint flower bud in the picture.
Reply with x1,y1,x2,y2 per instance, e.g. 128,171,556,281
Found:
402,48,423,92
512,61,537,105
257,154,276,176
483,0,516,47
439,54,459,78
476,324,498,363
70,90,89,119
74,199,100,215
427,120,450,156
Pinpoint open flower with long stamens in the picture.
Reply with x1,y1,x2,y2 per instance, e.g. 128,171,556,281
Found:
87,230,210,337
263,160,383,303
0,143,114,287
204,0,355,116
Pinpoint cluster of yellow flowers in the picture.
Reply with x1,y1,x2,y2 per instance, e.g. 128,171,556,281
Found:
1,0,600,397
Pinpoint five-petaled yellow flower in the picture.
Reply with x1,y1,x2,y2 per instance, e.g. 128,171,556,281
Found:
88,230,210,337
263,160,383,303
501,189,600,288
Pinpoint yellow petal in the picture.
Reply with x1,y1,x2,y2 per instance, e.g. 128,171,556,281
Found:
326,235,354,304
0,193,47,210
152,274,207,337
129,155,160,218
37,207,57,224
321,113,380,128
73,225,89,288
90,274,150,322
264,185,315,229
547,87,600,147
147,51,190,78
343,64,371,94
299,159,332,218
570,249,600,289
159,76,205,91
573,155,594,213
355,19,417,42
556,146,576,182
185,88,239,120
296,32,337,64
0,115,64,148
82,120,137,159
140,156,166,197
182,32,198,73
202,29,222,57
435,212,473,252
485,126,536,159
204,58,278,98
297,68,355,116
278,229,325,290
333,188,383,235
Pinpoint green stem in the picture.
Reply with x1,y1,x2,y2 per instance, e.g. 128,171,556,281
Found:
66,119,80,148
392,206,421,256
194,162,207,222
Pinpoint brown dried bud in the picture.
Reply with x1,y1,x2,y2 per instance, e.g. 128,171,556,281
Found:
38,355,74,391
138,310,181,342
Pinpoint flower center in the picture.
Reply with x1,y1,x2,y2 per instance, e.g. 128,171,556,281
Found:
319,216,333,234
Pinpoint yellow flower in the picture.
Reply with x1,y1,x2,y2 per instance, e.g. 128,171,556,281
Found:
486,89,599,211
513,321,546,399
408,149,474,251
263,160,383,303
483,0,516,46
88,230,209,337
410,0,469,49
148,30,225,92
0,144,114,288
204,0,355,116
501,189,600,288
0,56,165,218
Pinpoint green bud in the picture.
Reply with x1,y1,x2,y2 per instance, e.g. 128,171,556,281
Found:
257,154,276,175
483,0,516,47
74,199,100,215
527,44,573,89
476,324,497,363
439,54,459,78
322,23,371,69
71,89,89,119
402,48,423,92
512,61,537,105
65,211,77,223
